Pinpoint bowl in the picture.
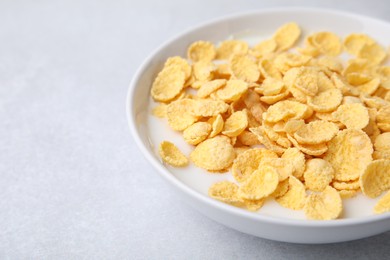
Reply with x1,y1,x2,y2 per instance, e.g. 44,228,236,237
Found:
126,7,390,243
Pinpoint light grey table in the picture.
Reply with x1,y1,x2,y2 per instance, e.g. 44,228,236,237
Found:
1,0,389,259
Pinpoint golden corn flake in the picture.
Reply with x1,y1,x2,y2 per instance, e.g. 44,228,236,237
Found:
164,56,192,80
342,95,363,105
298,36,321,57
272,179,290,198
230,54,260,83
258,59,282,79
307,88,343,112
259,78,284,96
357,78,380,95
287,134,328,156
374,190,390,214
304,186,342,220
358,42,387,65
250,127,286,155
281,147,306,179
234,146,251,156
339,189,359,199
276,176,306,210
167,99,198,131
159,141,188,167
193,60,215,81
311,32,342,56
294,67,319,96
324,129,373,182
260,91,290,105
187,41,216,62
241,198,266,211
251,38,277,57
277,52,312,69
260,158,293,181
197,79,226,98
215,63,231,79
238,165,279,200
332,103,369,129
216,40,249,60
232,148,278,183
377,105,390,132
317,56,343,73
346,72,372,86
191,99,229,117
183,122,212,145
208,181,242,205
222,110,248,137
344,33,375,55
264,100,313,123
151,65,186,102
294,120,339,145
360,94,389,109
237,130,261,146
374,132,390,154
360,159,390,198
273,22,301,51
216,79,248,102
304,159,335,192
190,135,235,171
283,119,305,135
152,103,167,118
332,179,360,191
208,114,224,138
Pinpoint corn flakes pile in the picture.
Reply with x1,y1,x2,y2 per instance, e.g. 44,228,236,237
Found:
152,22,390,220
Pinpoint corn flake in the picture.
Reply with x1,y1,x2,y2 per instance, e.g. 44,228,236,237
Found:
190,135,235,171
191,99,229,117
151,65,186,102
374,190,390,214
197,79,226,98
332,179,360,191
287,134,328,156
216,40,249,60
260,158,293,181
159,141,188,167
216,79,248,102
230,54,260,83
360,159,390,198
232,148,278,183
167,99,198,131
344,33,375,55
304,159,335,192
187,41,216,62
332,103,369,129
294,120,339,145
307,88,342,112
273,22,301,51
183,122,212,145
377,105,390,132
164,56,192,80
222,110,248,137
324,129,373,182
311,32,342,56
152,103,167,118
238,165,279,200
276,176,306,210
304,186,342,220
250,127,286,155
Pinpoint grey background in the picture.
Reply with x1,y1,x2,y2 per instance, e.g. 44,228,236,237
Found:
0,0,389,259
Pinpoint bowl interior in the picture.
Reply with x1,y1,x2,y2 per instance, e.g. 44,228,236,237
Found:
128,8,390,224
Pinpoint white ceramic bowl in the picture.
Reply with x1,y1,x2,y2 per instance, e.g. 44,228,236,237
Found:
127,8,390,243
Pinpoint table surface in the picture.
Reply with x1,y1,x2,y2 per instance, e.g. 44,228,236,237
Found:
1,0,390,259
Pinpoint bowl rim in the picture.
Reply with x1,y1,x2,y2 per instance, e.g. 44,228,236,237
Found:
126,7,390,228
